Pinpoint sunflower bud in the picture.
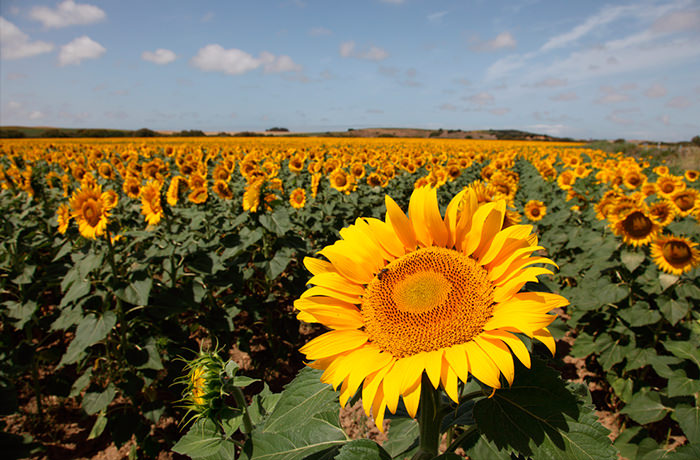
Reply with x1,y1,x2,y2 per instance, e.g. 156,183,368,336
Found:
181,350,227,421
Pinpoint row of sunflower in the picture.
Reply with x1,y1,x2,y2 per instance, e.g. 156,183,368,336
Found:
0,136,698,458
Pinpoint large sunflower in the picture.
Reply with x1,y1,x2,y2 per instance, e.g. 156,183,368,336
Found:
651,235,700,275
295,186,566,429
69,184,109,239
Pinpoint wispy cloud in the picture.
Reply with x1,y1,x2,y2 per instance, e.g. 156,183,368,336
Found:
645,83,667,98
427,11,447,23
309,27,332,36
470,32,516,52
30,0,105,29
339,41,389,61
142,49,176,65
0,17,54,59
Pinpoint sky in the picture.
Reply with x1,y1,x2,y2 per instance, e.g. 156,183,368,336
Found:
1,0,699,141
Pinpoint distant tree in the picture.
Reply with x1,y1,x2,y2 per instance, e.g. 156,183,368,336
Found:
175,129,206,137
0,129,26,138
266,127,289,132
133,128,158,137
691,135,700,147
40,129,70,138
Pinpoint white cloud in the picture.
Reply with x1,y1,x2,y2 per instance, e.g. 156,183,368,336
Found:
467,92,494,106
58,35,105,66
30,0,105,29
471,32,516,52
191,44,301,75
490,107,510,115
0,17,54,59
29,110,45,120
645,83,667,98
528,123,568,136
595,85,633,104
339,41,388,61
309,27,331,36
607,109,637,125
142,48,177,65
541,4,636,51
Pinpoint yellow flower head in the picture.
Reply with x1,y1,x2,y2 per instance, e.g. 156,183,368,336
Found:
213,180,233,200
57,203,71,234
651,235,700,275
295,186,566,430
289,187,306,209
69,184,109,239
140,180,164,226
524,200,547,222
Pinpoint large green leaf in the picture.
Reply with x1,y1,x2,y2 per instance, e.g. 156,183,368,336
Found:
334,439,391,460
381,417,418,458
667,370,700,398
172,419,235,459
618,302,661,327
663,341,700,369
620,249,645,272
82,383,116,415
116,271,152,306
59,312,117,367
464,436,512,460
672,404,700,443
659,299,690,326
247,368,348,460
473,360,616,459
620,389,671,425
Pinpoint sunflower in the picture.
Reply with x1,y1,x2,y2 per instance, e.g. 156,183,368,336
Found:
557,170,576,190
329,169,356,194
140,180,164,226
57,203,71,234
289,187,306,209
656,175,685,198
69,184,109,239
648,200,676,227
243,180,263,212
670,188,699,217
611,206,659,247
311,172,322,198
524,200,547,221
651,235,700,275
295,186,566,429
167,176,188,206
188,186,208,204
213,180,233,200
101,189,119,210
288,154,305,173
685,169,699,182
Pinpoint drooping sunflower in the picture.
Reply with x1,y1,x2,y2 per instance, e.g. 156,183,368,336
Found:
213,180,233,200
140,180,164,226
167,176,188,207
524,200,547,222
650,235,700,275
57,203,71,234
69,184,110,239
243,180,263,212
289,187,306,209
611,206,659,247
295,186,566,429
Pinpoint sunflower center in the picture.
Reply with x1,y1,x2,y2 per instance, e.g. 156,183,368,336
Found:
82,199,101,227
361,247,495,358
622,211,652,238
662,241,691,266
673,193,694,211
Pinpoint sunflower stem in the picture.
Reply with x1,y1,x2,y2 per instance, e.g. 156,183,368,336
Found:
412,375,444,460
231,386,253,434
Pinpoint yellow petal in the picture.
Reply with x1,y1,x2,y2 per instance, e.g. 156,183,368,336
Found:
364,217,406,258
303,256,334,275
444,188,467,248
344,345,394,401
463,201,502,256
444,343,469,383
471,201,507,260
487,245,544,281
294,299,364,330
425,187,448,247
352,218,395,262
475,336,515,386
492,256,557,286
402,379,422,418
371,386,388,432
424,349,444,389
362,363,393,417
306,272,366,296
493,267,553,303
464,340,502,389
532,328,556,355
319,243,377,285
409,186,432,247
339,223,386,266
300,329,368,360
300,286,361,305
483,310,556,334
481,330,531,369
477,224,533,266
385,195,417,251
440,354,459,402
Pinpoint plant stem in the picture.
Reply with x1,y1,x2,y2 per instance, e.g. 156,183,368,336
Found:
105,229,129,362
412,375,444,460
445,425,478,453
231,386,253,434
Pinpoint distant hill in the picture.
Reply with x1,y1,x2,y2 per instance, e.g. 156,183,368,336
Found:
1,125,577,141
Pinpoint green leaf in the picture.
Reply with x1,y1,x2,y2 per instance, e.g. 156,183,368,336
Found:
268,249,293,279
667,370,700,398
5,300,37,329
78,251,104,278
232,375,259,388
88,414,107,439
676,283,700,301
248,367,348,460
672,404,700,443
659,273,679,291
382,417,418,458
59,312,117,367
117,271,152,306
69,368,93,397
334,439,390,460
620,389,671,425
60,278,91,308
659,298,690,326
666,443,700,460
473,360,616,459
621,249,645,272
609,377,634,403
172,419,233,459
259,208,292,236
82,383,116,415
464,436,511,460
663,341,700,369
570,333,596,358
618,302,661,327
239,227,264,249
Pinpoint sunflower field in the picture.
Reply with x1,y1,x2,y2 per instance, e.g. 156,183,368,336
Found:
1,136,699,460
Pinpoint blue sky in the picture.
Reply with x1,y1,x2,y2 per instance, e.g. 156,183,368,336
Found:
1,0,699,141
